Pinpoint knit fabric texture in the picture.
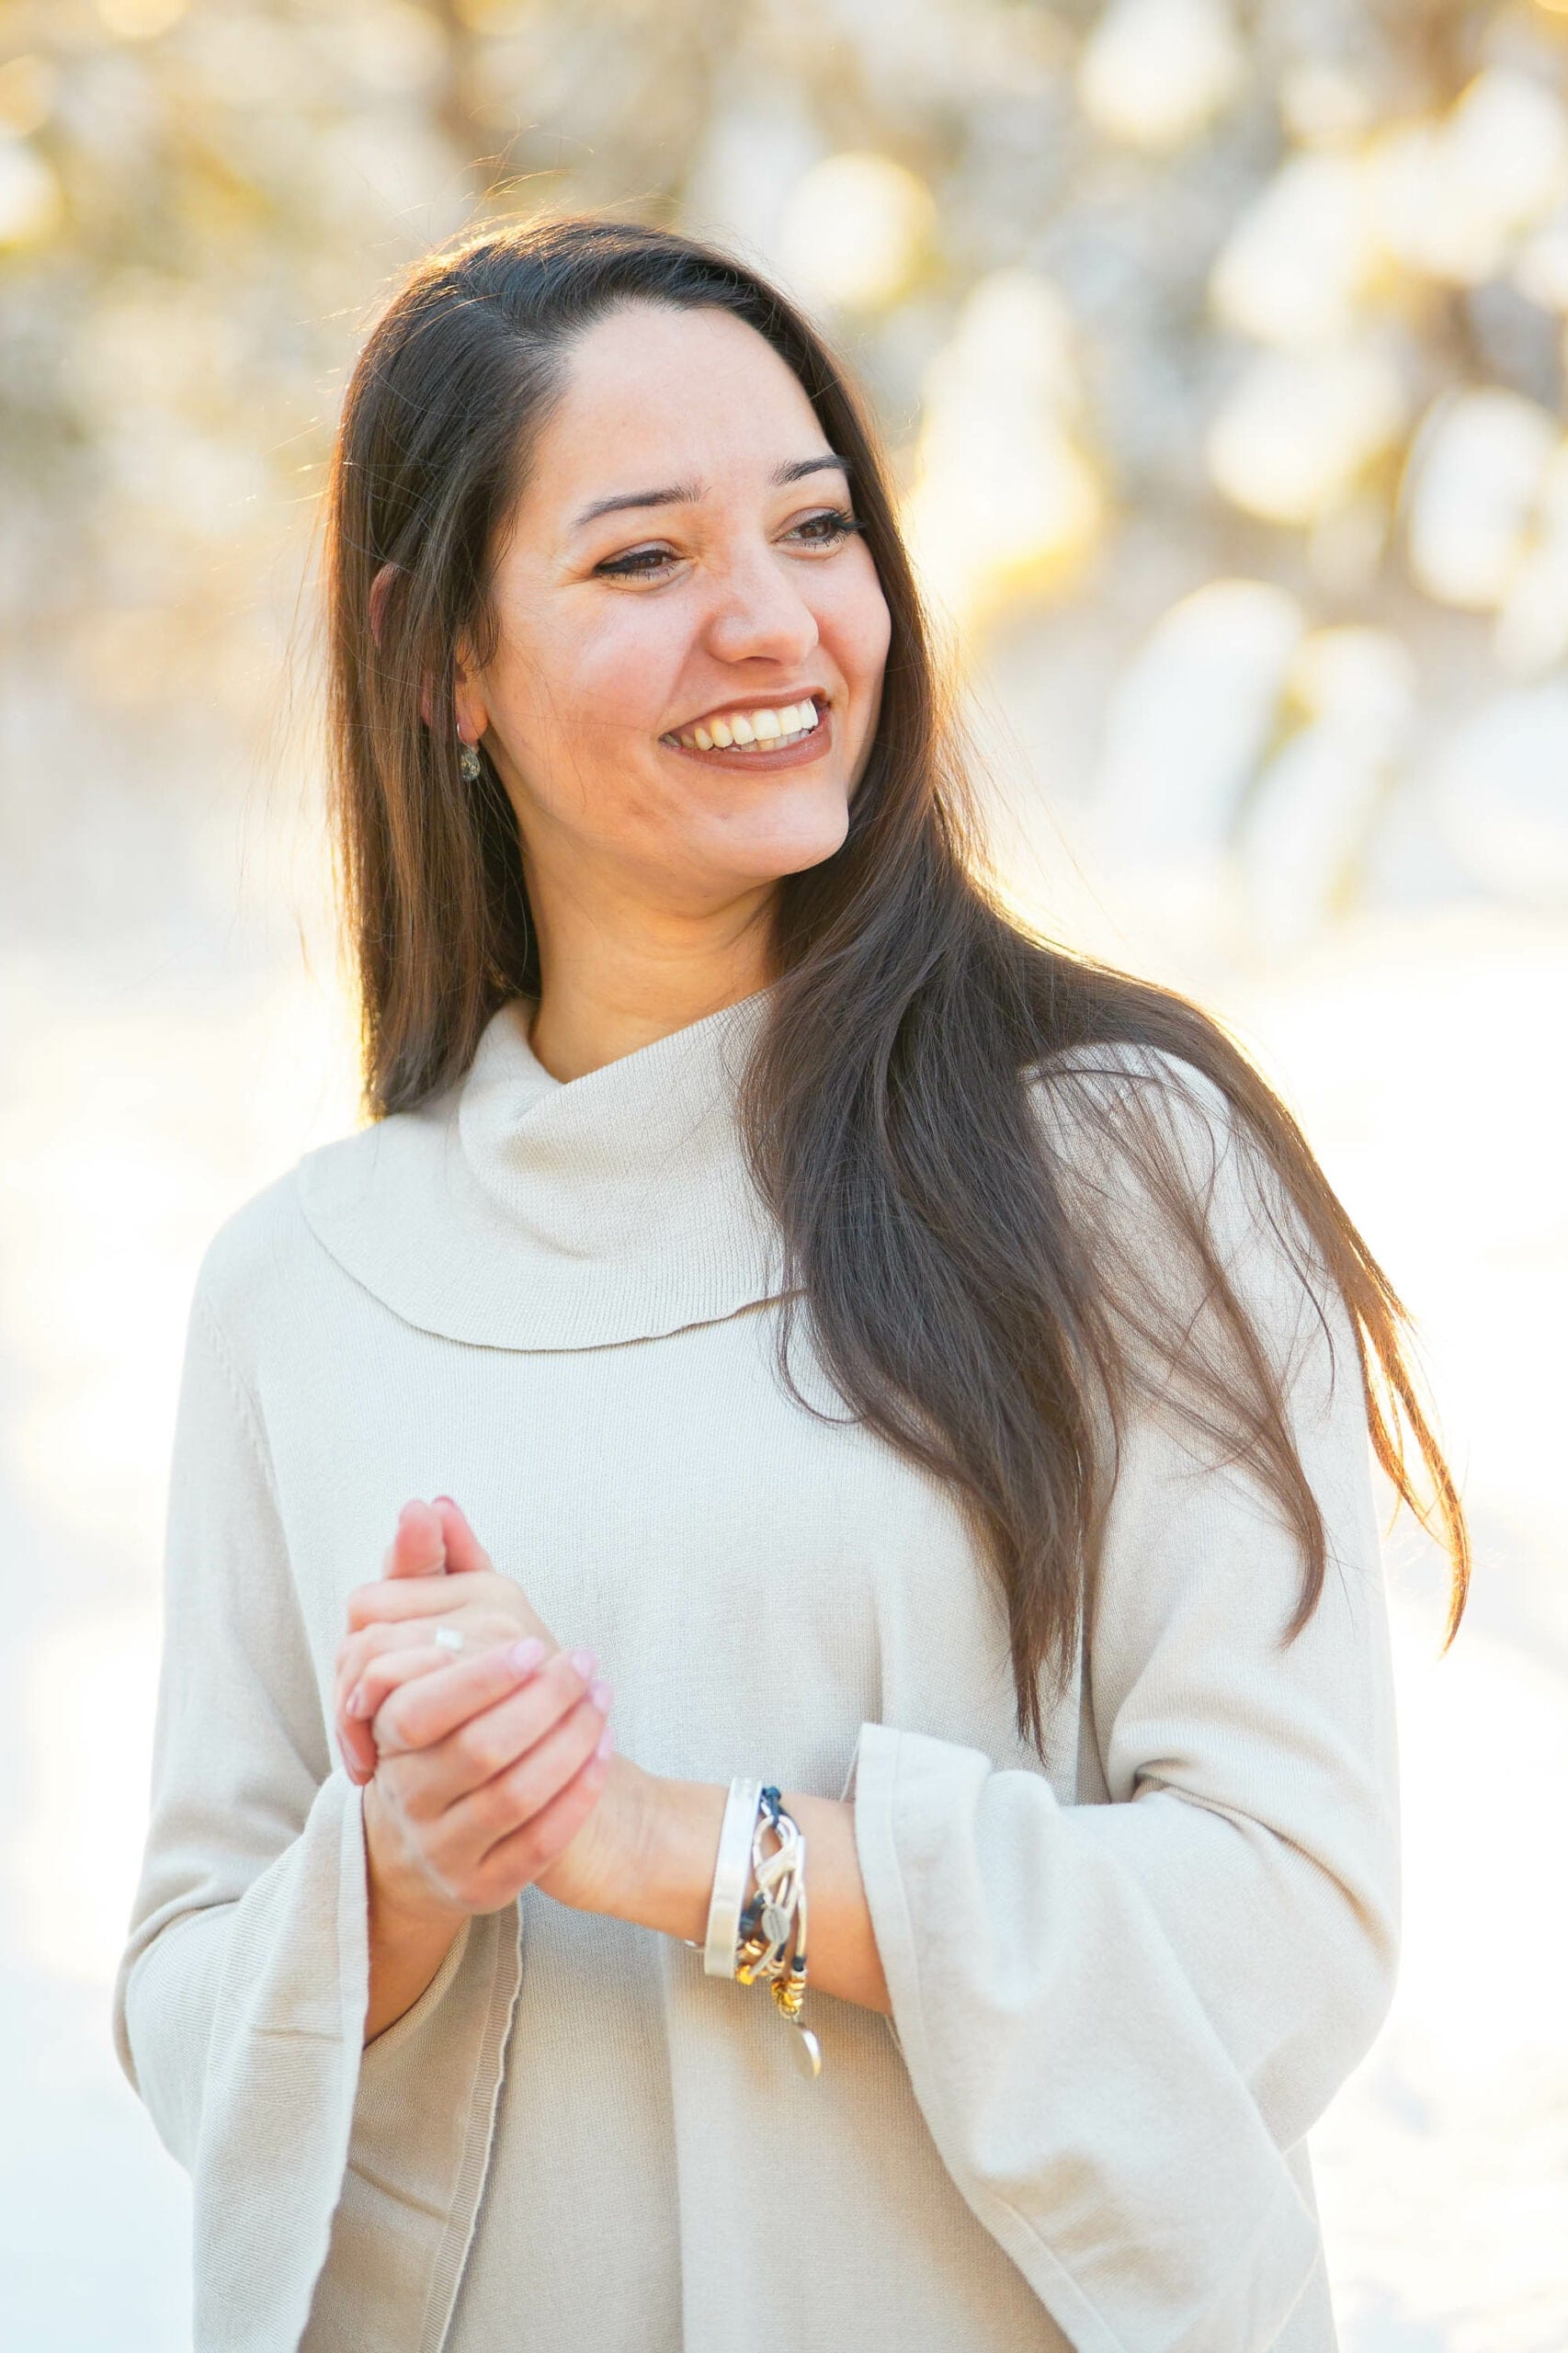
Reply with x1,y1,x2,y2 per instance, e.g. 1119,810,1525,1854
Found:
112,991,1399,2353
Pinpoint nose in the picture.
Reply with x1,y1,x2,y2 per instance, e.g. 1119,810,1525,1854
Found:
699,540,822,671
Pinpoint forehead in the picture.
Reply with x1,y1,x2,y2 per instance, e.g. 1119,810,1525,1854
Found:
524,302,829,513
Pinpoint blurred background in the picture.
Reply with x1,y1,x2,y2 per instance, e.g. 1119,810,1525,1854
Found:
2,1,1566,2345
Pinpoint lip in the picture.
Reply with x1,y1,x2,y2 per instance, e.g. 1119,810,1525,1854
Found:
662,689,833,739
658,699,835,772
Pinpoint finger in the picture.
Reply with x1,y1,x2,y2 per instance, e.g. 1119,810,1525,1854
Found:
441,1684,608,1854
428,1501,560,1655
335,1617,433,1734
338,1614,443,1686
381,1496,448,1581
363,1635,548,1750
340,1508,442,1780
465,1736,612,1911
346,1566,494,1631
429,1495,494,1578
392,1648,599,1814
348,1641,464,1729
337,1620,462,1785
338,1710,377,1786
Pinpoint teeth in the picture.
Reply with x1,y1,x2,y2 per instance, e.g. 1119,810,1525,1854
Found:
671,697,824,751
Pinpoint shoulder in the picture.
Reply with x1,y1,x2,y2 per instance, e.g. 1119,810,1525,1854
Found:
1027,1036,1341,1384
187,1160,325,1371
193,1162,313,1306
1028,1038,1261,1229
187,1101,424,1386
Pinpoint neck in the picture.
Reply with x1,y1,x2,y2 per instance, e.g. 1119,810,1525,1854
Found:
523,868,779,1084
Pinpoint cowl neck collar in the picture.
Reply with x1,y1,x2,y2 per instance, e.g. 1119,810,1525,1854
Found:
295,988,790,1349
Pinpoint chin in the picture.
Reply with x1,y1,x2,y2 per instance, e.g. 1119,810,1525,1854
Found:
717,797,850,887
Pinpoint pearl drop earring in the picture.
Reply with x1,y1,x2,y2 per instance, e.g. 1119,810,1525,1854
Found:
458,733,482,784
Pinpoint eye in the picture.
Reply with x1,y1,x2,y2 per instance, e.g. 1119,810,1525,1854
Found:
595,543,680,581
593,506,863,583
787,506,861,549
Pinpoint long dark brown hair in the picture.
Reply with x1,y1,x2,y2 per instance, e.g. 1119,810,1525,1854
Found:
321,212,1468,1757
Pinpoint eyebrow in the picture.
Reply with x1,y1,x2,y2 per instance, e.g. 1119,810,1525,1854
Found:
569,453,854,533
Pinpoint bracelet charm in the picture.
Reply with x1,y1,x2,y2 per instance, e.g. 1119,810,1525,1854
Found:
687,1779,823,2078
739,1787,821,2078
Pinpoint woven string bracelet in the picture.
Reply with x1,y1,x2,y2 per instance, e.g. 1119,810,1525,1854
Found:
686,1779,823,2079
738,1787,821,2078
735,1787,802,1980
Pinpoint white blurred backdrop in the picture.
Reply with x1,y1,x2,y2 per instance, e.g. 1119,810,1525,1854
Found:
3,2,1567,2345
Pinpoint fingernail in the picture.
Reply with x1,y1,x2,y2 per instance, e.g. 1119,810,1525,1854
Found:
596,1722,615,1759
569,1646,597,1678
508,1636,546,1674
433,1494,455,1506
589,1678,612,1711
347,1684,369,1718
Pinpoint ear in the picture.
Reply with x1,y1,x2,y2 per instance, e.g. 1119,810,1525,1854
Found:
450,631,487,747
370,574,485,740
369,561,399,652
372,563,440,730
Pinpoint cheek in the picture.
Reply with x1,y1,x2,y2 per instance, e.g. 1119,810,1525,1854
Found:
558,605,684,739
817,551,892,698
495,606,678,763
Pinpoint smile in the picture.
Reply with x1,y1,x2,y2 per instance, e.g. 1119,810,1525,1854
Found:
660,696,824,753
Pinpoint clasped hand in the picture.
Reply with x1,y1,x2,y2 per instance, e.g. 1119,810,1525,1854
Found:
332,1496,648,1921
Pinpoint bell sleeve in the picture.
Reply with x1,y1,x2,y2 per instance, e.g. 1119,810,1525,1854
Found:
841,1057,1403,2353
111,1246,518,2353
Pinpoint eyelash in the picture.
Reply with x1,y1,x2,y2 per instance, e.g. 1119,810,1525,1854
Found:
595,506,862,580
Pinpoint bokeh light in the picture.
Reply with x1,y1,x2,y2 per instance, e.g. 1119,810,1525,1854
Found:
3,3,1565,2344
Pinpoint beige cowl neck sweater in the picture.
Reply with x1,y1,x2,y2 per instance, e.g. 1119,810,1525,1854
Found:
112,988,1400,2353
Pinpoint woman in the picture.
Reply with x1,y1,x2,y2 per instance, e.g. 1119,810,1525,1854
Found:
113,215,1467,2353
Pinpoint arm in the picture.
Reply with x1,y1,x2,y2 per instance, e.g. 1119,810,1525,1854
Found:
819,1081,1402,2353
112,1279,371,2344
113,1283,356,2131
362,1776,469,2041
112,1255,520,2353
597,1777,892,2016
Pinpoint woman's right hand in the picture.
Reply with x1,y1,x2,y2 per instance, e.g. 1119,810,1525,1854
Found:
361,1633,615,1926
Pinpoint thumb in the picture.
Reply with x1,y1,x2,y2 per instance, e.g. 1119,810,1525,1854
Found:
432,1495,561,1654
381,1496,448,1579
428,1494,494,1576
